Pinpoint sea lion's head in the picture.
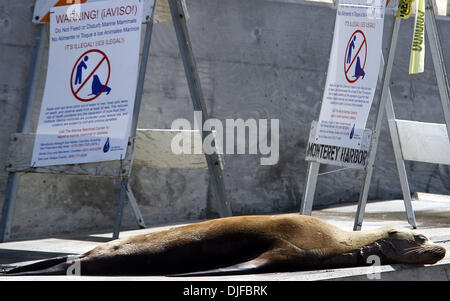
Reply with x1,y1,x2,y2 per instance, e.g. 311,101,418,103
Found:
380,228,446,265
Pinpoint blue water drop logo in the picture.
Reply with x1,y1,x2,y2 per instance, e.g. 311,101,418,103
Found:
103,137,110,153
349,124,355,139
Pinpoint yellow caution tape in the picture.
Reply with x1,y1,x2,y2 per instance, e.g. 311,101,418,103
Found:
397,0,415,19
409,0,425,74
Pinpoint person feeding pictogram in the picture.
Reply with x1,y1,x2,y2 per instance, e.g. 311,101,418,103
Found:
75,55,89,85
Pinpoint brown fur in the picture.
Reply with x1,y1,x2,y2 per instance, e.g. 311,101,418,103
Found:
72,214,445,275
4,214,446,276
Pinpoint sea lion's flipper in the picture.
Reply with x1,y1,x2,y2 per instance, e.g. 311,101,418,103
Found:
1,255,75,276
170,244,301,277
169,255,271,277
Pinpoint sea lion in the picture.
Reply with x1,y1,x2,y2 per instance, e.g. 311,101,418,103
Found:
1,214,446,276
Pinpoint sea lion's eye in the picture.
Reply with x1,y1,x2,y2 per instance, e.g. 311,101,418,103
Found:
414,234,427,242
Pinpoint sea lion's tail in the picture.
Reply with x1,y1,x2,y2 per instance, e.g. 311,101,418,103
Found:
1,256,75,276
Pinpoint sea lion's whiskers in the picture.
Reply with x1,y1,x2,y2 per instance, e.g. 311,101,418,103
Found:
403,246,422,255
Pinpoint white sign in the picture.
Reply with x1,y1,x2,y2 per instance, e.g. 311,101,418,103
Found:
315,0,385,151
306,120,372,169
31,0,144,167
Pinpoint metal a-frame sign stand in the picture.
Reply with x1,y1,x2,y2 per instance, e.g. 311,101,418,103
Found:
300,0,449,230
0,0,232,243
354,0,450,230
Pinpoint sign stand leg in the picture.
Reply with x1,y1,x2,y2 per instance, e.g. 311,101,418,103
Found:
384,88,417,228
112,18,154,239
354,17,399,230
425,0,450,136
354,16,417,230
299,162,320,215
113,178,128,239
0,24,46,243
126,182,146,229
168,0,232,217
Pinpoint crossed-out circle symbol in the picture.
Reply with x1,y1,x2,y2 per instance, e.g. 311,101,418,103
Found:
70,49,111,102
344,30,367,84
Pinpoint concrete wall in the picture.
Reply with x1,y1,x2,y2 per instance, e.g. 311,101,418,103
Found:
0,0,449,240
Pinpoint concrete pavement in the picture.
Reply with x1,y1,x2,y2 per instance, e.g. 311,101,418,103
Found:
1,193,450,280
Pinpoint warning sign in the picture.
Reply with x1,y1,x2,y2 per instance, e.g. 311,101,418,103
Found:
315,0,385,150
31,0,144,167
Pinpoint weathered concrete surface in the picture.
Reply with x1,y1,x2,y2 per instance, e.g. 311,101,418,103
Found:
1,197,450,280
0,0,449,240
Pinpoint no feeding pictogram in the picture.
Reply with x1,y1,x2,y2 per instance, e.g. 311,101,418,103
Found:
70,49,111,102
344,30,367,83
